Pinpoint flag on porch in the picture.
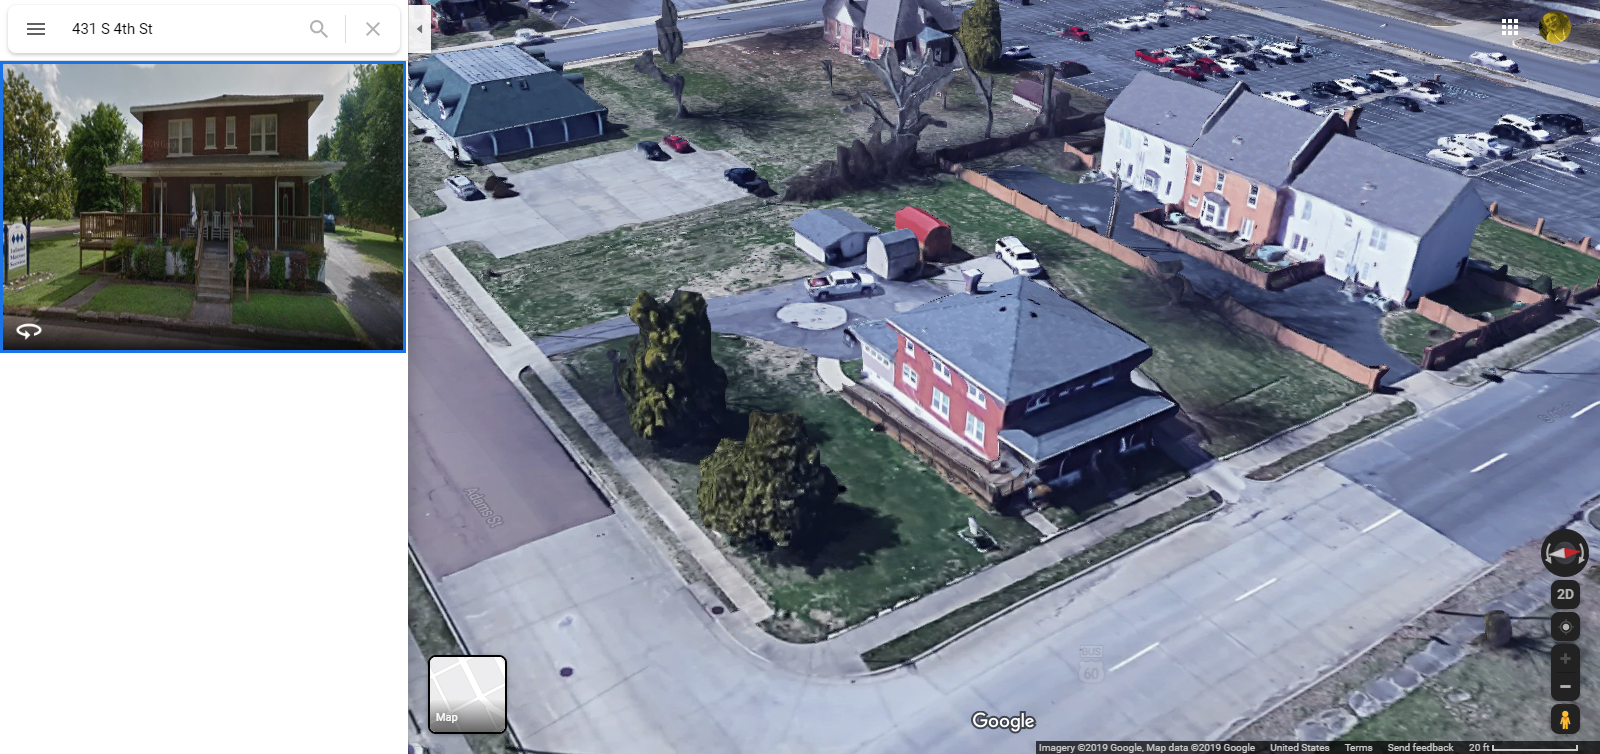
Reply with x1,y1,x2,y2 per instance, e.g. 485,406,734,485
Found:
190,193,198,230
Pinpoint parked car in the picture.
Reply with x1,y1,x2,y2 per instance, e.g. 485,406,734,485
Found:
1530,150,1585,174
1164,5,1189,17
446,175,482,199
1135,48,1176,65
636,141,670,160
1170,64,1206,80
1192,34,1222,44
514,29,553,45
1498,114,1553,143
1368,68,1409,86
1142,13,1169,26
1413,79,1442,92
995,236,1044,277
1381,95,1422,111
1108,17,1143,31
1438,133,1509,158
1256,46,1293,64
1487,123,1541,149
805,270,878,301
1186,41,1222,57
661,135,692,153
1162,46,1195,63
1230,33,1261,49
1262,42,1303,61
1133,15,1158,29
1192,57,1224,75
1213,56,1247,73
1062,26,1091,40
1262,91,1311,110
1357,75,1389,92
1535,113,1587,135
1308,80,1353,98
1182,4,1210,18
1333,78,1371,96
1470,51,1518,72
724,167,766,190
1001,45,1034,60
323,213,336,232
1400,86,1443,104
1427,147,1479,168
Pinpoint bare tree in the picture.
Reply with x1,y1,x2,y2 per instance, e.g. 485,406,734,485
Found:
1038,64,1058,137
635,0,689,118
635,52,689,119
953,40,994,139
840,47,960,178
822,59,835,96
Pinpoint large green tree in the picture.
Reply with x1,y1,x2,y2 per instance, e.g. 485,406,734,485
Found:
64,102,140,214
3,69,74,270
957,0,1002,72
620,289,728,445
308,134,342,218
329,64,403,237
697,412,837,550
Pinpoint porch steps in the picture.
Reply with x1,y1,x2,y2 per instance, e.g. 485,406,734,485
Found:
196,243,233,303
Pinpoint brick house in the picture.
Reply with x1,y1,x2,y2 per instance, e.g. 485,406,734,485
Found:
1099,72,1228,205
845,277,1177,489
822,0,958,60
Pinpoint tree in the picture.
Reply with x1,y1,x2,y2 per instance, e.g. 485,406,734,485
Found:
308,134,342,218
620,289,728,445
953,39,995,139
635,0,690,118
64,103,139,214
697,411,837,549
3,69,73,275
957,0,1001,72
329,64,403,237
822,59,836,96
842,47,959,178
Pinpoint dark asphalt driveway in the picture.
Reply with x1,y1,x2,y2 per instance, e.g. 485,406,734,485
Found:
1,314,355,350
322,232,405,350
409,265,612,577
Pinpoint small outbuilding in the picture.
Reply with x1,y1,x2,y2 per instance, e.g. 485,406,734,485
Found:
894,206,952,261
867,229,921,281
790,208,880,265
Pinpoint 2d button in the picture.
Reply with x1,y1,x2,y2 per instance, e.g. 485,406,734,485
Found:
1552,703,1581,734
1553,579,1581,610
1552,611,1581,643
1543,529,1590,578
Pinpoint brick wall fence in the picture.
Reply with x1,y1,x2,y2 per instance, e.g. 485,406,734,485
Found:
953,167,1391,391
1487,201,1597,260
1418,295,1561,370
1132,208,1325,291
1061,139,1100,171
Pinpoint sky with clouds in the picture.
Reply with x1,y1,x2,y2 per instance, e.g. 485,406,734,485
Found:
7,63,374,143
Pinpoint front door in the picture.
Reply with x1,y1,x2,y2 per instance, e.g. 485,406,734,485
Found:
278,182,297,241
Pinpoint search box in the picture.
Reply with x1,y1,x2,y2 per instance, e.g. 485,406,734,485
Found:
6,5,401,55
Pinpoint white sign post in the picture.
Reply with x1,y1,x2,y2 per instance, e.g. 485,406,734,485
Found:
5,223,28,277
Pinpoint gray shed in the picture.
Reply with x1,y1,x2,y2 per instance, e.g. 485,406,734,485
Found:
866,229,920,281
790,209,880,264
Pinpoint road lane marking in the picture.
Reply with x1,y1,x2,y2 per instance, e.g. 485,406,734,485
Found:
1362,510,1402,534
1573,400,1600,419
1108,642,1160,673
1470,453,1508,473
1234,577,1278,602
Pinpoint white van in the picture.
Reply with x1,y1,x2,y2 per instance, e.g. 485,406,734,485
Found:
994,236,1044,277
1497,114,1553,143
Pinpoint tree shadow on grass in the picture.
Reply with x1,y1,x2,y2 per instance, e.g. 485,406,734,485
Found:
764,498,902,577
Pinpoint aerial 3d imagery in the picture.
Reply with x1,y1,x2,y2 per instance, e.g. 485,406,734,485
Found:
402,0,1600,749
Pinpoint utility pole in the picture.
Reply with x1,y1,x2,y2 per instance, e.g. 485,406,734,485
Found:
1105,173,1123,238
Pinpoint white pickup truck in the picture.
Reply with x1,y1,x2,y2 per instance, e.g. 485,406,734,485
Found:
805,270,877,301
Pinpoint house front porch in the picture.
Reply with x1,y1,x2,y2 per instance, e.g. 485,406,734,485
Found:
101,157,344,253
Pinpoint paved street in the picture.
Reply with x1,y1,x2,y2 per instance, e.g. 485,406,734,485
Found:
1329,329,1600,560
409,265,612,577
0,314,351,351
322,231,405,350
476,0,826,64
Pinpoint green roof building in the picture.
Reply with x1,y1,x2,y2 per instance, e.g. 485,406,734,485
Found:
408,45,607,162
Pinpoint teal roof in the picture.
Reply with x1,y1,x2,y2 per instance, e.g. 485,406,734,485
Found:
408,46,607,138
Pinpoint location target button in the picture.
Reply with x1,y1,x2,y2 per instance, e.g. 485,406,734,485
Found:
1544,529,1590,578
1553,612,1580,643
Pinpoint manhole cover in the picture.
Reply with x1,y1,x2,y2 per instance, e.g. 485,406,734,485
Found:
777,302,847,331
559,667,574,677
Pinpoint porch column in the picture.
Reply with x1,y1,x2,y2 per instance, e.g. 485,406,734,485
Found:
273,173,279,253
158,178,165,240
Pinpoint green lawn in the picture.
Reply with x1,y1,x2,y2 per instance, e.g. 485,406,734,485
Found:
232,292,360,338
554,335,1041,642
334,226,402,271
861,493,1221,670
1381,310,1456,365
83,284,194,319
1470,219,1600,291
2,235,102,308
1246,402,1416,481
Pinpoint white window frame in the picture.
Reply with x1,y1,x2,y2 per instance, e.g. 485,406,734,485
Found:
1191,164,1203,185
964,413,986,445
1203,201,1219,225
1240,217,1255,242
1368,227,1388,250
931,388,950,419
1247,183,1259,208
901,363,918,389
1214,172,1225,193
205,117,216,150
904,339,914,357
1300,198,1312,220
225,116,236,149
965,383,986,407
167,119,193,156
249,114,279,155
930,358,951,382
1162,145,1172,164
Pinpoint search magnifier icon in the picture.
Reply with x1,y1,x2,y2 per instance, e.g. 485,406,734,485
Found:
310,19,328,37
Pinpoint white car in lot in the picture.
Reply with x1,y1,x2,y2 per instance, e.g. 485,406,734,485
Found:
1142,13,1168,26
1163,46,1195,62
1108,17,1143,31
1470,51,1519,72
995,236,1044,277
1261,42,1303,61
1230,34,1261,49
1262,90,1311,110
1001,45,1034,60
1498,114,1553,143
1186,41,1222,56
1212,56,1246,73
1438,133,1510,159
1333,78,1371,96
1369,69,1409,86
1401,86,1443,104
1530,150,1585,174
1427,146,1479,169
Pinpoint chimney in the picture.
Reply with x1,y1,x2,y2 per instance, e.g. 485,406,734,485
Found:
1342,105,1363,133
1200,81,1249,135
962,268,984,293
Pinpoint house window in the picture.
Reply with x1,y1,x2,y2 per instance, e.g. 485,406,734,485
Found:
901,363,918,388
1240,217,1255,242
1165,181,1172,196
930,358,951,381
1191,164,1203,185
225,184,254,215
250,114,279,154
1120,125,1132,149
1300,198,1312,220
1026,392,1052,413
931,389,950,419
964,413,986,445
167,119,193,156
1368,227,1389,250
205,118,216,150
1163,145,1172,164
225,117,236,149
1214,173,1225,193
1188,195,1200,207
1247,183,1259,208
966,383,986,407
904,339,914,357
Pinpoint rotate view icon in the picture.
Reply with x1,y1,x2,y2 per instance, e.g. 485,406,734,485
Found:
1544,529,1589,578
15,323,42,339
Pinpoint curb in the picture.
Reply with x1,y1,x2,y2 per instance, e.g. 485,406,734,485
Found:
431,0,810,52
1242,401,1419,483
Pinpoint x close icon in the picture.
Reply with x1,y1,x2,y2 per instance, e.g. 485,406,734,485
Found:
367,22,381,36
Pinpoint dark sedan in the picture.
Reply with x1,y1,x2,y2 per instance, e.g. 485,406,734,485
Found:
635,141,670,161
1488,123,1541,149
1536,113,1587,135
1381,95,1421,111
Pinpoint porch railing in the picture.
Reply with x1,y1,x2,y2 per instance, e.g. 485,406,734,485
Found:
78,212,324,250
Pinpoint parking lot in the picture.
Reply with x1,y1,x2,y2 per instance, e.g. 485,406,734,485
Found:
1000,0,1600,245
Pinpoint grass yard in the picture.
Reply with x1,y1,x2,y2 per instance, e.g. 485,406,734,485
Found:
1381,310,1456,364
1470,220,1600,291
1247,401,1416,481
861,493,1221,670
83,283,194,319
553,334,1041,642
233,292,361,338
333,226,404,296
2,235,103,308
